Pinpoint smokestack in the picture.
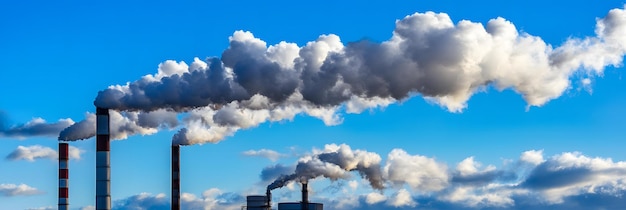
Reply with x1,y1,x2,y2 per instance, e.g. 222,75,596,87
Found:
301,182,309,210
266,188,271,209
96,107,110,210
172,145,180,210
58,143,69,210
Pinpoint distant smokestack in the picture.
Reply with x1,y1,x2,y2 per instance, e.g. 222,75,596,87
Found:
301,182,309,210
96,107,110,210
58,143,69,210
266,188,271,209
172,145,180,210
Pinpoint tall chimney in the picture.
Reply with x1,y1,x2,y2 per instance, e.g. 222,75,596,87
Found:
301,182,309,210
58,143,69,210
266,188,272,210
172,145,180,210
96,107,111,210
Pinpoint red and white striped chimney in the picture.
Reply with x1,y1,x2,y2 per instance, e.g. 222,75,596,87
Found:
96,107,111,210
172,145,180,210
58,142,69,210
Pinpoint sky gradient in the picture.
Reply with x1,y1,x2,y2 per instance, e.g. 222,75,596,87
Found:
1,0,626,209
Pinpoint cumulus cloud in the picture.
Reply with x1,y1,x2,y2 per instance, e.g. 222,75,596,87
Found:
58,6,626,145
383,149,449,191
242,149,286,161
110,189,243,210
6,145,82,161
0,183,43,197
387,189,417,207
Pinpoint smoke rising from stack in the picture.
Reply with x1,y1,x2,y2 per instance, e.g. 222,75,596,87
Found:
58,109,178,141
55,6,626,145
267,144,384,191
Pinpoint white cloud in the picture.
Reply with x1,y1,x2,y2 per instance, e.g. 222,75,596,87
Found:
79,206,95,210
242,149,286,161
5,145,83,161
0,183,43,197
387,189,417,207
365,192,387,204
383,149,449,191
520,150,544,165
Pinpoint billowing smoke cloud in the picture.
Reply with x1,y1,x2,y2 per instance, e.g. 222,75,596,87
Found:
58,109,178,141
6,145,82,161
267,144,384,191
0,183,43,197
260,164,296,182
317,144,385,189
57,6,626,144
1,117,74,139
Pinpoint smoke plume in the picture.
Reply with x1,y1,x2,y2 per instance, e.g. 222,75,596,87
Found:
58,109,178,141
58,6,626,144
267,144,384,191
1,117,74,139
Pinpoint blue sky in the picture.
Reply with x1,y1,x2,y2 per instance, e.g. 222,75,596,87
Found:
1,0,626,209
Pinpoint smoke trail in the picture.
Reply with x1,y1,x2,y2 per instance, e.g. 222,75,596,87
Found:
60,6,626,143
1,117,74,139
58,109,178,141
266,144,383,191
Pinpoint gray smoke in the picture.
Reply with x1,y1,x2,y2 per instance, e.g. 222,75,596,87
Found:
267,144,382,191
60,7,626,143
58,110,178,141
1,117,74,139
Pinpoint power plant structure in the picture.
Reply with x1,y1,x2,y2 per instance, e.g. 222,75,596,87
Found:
57,106,324,210
245,182,323,210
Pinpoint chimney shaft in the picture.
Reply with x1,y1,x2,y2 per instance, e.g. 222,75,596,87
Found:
302,182,309,210
59,143,69,210
96,107,111,210
172,145,180,210
266,189,272,209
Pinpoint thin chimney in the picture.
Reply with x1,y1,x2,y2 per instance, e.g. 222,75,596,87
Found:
58,143,69,210
96,107,111,210
302,182,309,210
266,188,272,210
172,145,180,210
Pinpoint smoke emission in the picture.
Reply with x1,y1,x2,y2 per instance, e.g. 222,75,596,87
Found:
267,144,384,191
1,117,74,139
57,7,626,144
58,110,178,141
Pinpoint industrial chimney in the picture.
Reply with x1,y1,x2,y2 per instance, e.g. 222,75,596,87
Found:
58,143,69,210
96,107,111,210
172,145,180,210
301,182,309,210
